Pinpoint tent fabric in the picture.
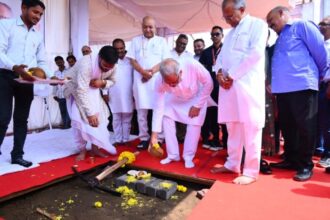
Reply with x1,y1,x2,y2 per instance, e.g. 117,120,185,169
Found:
89,0,290,44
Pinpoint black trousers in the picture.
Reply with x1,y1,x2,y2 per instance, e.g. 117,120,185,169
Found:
201,106,220,141
277,90,318,170
0,70,33,159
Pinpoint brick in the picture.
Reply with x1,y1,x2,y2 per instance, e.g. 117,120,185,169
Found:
156,180,177,200
114,174,137,190
146,179,163,197
135,177,158,194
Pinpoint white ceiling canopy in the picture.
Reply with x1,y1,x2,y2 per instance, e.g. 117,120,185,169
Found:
89,0,290,44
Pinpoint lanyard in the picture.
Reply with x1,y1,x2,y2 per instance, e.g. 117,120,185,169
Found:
212,45,221,66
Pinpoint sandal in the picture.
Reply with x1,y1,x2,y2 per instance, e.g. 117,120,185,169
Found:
260,159,272,175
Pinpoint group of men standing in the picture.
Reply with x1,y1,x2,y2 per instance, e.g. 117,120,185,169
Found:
0,0,329,186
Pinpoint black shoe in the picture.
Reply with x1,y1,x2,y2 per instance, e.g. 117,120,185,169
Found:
137,140,149,150
12,158,33,167
293,168,313,181
260,159,272,175
270,160,296,170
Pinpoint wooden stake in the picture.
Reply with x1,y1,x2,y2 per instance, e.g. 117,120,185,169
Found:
36,207,57,220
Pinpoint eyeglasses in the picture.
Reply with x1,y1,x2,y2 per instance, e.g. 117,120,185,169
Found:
211,32,221,37
319,22,330,26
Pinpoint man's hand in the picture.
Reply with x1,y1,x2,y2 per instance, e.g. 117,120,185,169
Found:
90,79,106,88
13,65,35,81
141,69,153,83
188,106,201,118
87,115,99,127
148,132,158,151
216,72,233,90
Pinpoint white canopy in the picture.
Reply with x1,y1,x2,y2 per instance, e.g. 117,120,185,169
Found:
89,0,291,44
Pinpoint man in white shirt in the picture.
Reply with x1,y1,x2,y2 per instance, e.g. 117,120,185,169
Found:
109,38,134,145
126,16,171,149
211,0,268,185
149,58,213,168
170,34,193,61
66,55,77,68
0,0,50,167
53,56,71,129
193,39,205,61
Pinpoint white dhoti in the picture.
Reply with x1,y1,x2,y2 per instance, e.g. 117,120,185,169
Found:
112,112,133,143
224,122,262,179
67,89,117,155
163,116,201,161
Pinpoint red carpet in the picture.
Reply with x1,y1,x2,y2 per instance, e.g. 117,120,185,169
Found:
0,142,329,220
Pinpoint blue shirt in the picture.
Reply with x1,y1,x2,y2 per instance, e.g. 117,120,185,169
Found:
0,17,51,77
271,20,328,93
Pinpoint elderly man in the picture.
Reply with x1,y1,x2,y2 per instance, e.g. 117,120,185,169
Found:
81,45,92,56
0,0,51,167
127,16,171,149
267,7,328,181
149,58,213,168
211,0,268,185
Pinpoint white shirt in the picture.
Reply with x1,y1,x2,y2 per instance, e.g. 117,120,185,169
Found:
322,39,330,82
126,35,171,109
53,68,69,98
170,49,193,62
108,56,134,113
194,54,201,61
0,17,51,77
214,15,268,128
152,58,213,132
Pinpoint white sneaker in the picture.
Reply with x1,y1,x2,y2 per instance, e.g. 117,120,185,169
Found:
160,157,180,165
185,160,195,168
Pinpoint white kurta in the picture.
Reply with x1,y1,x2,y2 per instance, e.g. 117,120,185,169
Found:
215,15,268,128
108,56,134,113
126,35,171,109
170,49,193,62
64,54,117,155
152,58,213,133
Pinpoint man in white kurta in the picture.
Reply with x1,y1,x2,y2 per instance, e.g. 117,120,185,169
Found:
108,39,134,145
212,0,268,184
150,58,213,168
64,46,118,161
126,16,171,149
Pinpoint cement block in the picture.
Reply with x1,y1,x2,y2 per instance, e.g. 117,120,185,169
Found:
114,174,137,190
135,177,158,194
156,180,177,200
146,179,163,197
